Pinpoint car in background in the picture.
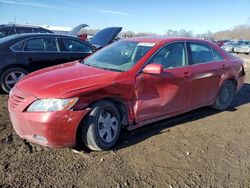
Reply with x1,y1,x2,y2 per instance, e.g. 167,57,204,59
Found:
236,45,250,55
8,37,246,151
215,40,229,47
0,27,122,92
221,40,246,53
234,41,250,54
0,24,53,38
67,23,89,41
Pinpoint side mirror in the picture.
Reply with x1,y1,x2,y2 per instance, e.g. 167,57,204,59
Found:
142,63,163,75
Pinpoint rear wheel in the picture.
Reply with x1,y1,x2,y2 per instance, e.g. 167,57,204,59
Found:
212,80,236,110
81,101,122,151
0,67,28,93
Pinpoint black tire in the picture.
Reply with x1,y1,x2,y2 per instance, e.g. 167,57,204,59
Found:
212,80,236,111
0,67,28,93
81,100,122,151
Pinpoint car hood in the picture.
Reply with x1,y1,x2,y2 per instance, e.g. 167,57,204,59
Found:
16,62,120,98
89,27,122,48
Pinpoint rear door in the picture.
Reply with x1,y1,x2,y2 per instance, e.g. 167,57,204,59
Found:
187,42,225,107
16,36,64,70
134,42,193,122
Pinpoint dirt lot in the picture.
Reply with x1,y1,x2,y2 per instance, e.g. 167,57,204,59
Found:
1,54,250,187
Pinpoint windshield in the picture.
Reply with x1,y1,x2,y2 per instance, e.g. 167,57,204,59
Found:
84,41,155,72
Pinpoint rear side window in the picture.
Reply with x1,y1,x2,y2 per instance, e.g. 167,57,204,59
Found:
24,38,59,52
61,38,92,52
0,28,10,38
213,49,224,61
188,42,213,64
11,41,25,51
16,27,33,34
24,38,46,51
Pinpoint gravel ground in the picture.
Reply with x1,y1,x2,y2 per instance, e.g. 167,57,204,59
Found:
0,54,250,187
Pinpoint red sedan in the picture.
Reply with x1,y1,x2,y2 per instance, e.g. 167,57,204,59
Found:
8,37,246,151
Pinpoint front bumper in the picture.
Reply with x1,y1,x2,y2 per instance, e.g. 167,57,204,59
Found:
8,87,90,148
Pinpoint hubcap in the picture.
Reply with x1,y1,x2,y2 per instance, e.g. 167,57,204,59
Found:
5,71,26,90
98,109,118,143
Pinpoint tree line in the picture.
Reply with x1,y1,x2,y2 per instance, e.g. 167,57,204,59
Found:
81,24,250,40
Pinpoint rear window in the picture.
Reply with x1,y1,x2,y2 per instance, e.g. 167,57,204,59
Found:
0,28,10,38
16,27,33,34
35,28,52,33
188,42,213,64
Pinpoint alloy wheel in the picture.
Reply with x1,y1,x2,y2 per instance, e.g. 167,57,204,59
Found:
4,71,26,90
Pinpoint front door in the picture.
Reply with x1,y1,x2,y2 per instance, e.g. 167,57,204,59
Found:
134,42,192,123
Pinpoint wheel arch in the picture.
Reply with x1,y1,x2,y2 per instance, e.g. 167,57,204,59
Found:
75,97,129,149
0,64,31,75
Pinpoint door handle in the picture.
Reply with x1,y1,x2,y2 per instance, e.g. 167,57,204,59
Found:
183,72,189,79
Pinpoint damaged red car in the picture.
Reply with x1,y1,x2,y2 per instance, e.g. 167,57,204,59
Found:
8,37,245,151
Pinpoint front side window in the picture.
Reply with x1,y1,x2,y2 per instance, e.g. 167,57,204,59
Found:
16,27,33,34
150,42,186,69
0,28,10,38
188,42,213,64
84,41,154,72
61,38,92,53
24,38,46,51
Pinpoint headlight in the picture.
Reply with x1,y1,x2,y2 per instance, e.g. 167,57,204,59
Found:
27,98,79,112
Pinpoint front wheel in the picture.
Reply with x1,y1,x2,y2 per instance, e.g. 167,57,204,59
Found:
81,101,122,151
0,67,28,93
212,80,236,111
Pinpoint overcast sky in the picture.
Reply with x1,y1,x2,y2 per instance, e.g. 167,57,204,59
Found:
0,0,249,34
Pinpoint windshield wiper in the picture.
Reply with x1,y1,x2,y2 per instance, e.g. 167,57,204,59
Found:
101,67,123,72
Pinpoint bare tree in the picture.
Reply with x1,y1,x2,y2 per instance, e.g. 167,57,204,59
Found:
213,25,250,40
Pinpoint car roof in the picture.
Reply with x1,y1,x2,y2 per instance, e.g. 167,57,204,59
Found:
1,33,75,41
0,24,44,28
125,36,213,44
0,33,81,46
